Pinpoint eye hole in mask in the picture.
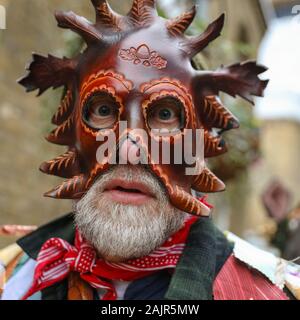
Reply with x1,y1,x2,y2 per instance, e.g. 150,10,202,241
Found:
82,91,120,130
146,96,186,134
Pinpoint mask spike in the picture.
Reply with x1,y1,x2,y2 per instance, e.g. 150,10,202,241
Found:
52,89,73,126
46,116,74,146
18,54,77,96
204,130,227,158
44,174,86,199
170,185,211,217
127,0,156,27
203,96,240,130
55,10,103,45
44,163,109,199
91,0,124,31
194,61,268,103
180,13,225,57
166,6,197,37
192,167,225,193
39,149,81,179
149,162,211,216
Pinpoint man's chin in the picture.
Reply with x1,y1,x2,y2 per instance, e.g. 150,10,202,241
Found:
73,165,186,262
74,197,185,262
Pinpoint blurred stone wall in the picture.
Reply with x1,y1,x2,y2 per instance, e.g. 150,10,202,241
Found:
243,120,300,238
0,0,131,247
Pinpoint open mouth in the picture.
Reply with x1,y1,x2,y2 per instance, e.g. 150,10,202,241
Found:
103,179,156,205
114,186,143,193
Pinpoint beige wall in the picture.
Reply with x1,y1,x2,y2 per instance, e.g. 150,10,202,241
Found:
243,120,300,235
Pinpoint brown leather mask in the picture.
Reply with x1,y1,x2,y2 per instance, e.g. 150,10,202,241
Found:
19,0,268,216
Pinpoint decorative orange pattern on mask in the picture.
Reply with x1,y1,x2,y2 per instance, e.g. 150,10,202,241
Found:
81,69,133,93
140,77,196,131
119,44,167,70
80,84,124,137
142,90,189,138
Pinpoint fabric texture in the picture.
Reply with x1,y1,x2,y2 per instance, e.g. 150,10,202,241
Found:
1,258,37,300
15,213,289,300
214,255,289,300
165,216,218,300
22,216,198,300
124,271,172,300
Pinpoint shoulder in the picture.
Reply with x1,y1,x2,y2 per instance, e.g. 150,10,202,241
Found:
0,243,38,300
0,242,24,287
0,215,74,300
213,232,299,300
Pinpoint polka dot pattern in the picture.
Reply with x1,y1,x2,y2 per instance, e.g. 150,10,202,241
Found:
74,248,96,273
25,216,198,301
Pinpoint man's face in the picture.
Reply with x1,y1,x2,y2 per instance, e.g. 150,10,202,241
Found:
72,29,203,258
74,164,186,262
69,23,210,217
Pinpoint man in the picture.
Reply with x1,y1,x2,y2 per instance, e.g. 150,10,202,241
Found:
0,0,297,300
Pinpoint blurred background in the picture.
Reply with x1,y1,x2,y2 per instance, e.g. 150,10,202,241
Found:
0,0,299,260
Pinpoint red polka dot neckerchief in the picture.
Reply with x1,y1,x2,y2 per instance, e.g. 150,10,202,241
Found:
22,215,199,300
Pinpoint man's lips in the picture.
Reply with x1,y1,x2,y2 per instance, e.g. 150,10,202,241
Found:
103,179,156,205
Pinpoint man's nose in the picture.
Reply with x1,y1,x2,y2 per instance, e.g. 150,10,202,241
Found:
119,138,141,164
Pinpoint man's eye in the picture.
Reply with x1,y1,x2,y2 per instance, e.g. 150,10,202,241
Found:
83,92,120,130
158,108,173,121
147,97,185,133
97,105,112,117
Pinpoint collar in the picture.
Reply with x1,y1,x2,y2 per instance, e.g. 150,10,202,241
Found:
17,213,232,267
17,213,233,300
17,213,75,260
165,216,233,300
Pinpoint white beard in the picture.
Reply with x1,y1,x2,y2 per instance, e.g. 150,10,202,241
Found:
74,165,186,262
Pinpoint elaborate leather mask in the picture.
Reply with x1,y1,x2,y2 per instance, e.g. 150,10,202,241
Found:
19,0,268,216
